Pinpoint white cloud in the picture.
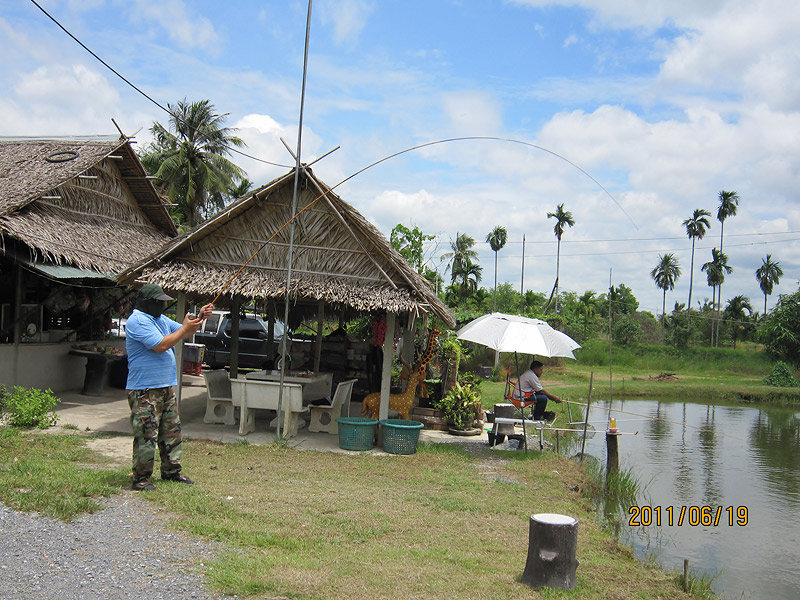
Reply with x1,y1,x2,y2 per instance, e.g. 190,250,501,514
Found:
234,113,325,183
125,0,219,51
0,64,121,135
318,0,376,46
441,91,503,134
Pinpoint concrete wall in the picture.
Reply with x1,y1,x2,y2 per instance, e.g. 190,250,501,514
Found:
0,341,126,393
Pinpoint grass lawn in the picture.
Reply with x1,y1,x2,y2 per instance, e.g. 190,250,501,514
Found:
0,426,711,599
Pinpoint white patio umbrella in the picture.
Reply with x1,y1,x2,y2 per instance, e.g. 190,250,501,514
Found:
456,312,581,451
456,312,581,359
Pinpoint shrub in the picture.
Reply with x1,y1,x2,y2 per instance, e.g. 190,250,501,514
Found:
436,382,481,430
761,288,800,365
763,362,799,388
613,317,641,346
1,386,60,428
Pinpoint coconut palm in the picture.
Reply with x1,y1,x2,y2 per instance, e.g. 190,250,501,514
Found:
683,208,712,319
723,295,752,349
141,99,246,227
453,259,483,306
650,253,681,326
547,203,575,313
441,233,478,284
486,225,507,313
755,254,784,315
715,191,739,343
702,249,732,345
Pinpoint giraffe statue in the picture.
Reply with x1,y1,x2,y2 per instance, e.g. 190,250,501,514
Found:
361,328,440,420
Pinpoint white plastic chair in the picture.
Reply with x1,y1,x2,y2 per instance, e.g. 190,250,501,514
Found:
308,379,358,434
202,369,236,425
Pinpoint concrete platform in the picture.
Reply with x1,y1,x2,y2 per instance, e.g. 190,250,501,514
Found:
53,375,488,455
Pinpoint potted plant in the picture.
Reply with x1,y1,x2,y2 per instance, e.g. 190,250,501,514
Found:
436,382,482,436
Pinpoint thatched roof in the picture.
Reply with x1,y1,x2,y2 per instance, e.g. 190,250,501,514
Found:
0,136,176,274
118,167,456,328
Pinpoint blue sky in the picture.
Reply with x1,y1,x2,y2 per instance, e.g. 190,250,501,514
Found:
3,0,799,316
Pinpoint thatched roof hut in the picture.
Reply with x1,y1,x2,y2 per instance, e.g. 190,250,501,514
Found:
117,167,455,328
0,136,176,274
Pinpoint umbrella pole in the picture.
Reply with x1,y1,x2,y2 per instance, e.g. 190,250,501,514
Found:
514,351,528,453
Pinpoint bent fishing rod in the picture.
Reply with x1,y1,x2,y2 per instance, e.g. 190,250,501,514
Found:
209,136,633,305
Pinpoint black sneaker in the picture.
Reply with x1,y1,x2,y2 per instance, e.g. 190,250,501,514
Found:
162,473,194,484
131,479,156,492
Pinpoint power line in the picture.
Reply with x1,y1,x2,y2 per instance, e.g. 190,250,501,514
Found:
425,237,800,260
29,0,292,169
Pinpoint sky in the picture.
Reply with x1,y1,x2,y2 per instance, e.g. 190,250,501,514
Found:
3,0,800,316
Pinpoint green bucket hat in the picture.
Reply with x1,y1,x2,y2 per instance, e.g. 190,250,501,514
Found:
137,283,173,301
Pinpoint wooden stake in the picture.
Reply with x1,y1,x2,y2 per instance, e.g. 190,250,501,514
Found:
606,431,619,475
683,559,689,592
580,372,594,463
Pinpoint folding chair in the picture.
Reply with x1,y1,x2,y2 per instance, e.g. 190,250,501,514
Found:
502,368,548,451
504,368,538,422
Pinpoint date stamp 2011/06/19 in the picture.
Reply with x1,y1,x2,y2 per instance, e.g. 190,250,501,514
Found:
628,505,748,527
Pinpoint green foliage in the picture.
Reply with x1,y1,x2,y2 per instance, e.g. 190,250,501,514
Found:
1,386,60,428
613,317,641,346
599,283,639,318
139,99,246,227
436,382,481,430
390,223,434,273
763,362,799,388
761,288,800,365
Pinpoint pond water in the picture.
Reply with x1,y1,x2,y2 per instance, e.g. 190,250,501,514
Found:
581,398,800,600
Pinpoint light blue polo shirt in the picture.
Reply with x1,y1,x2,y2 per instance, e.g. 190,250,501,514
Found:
125,309,182,390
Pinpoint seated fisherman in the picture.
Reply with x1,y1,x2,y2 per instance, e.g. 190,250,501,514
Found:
516,360,562,420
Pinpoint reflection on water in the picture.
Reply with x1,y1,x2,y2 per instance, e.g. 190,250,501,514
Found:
583,399,800,600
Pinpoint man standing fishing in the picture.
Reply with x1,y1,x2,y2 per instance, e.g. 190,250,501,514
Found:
125,284,213,491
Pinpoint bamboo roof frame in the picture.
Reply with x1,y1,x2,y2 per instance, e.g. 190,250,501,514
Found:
0,136,177,274
117,167,455,328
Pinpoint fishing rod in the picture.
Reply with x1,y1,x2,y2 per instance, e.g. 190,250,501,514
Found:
562,398,720,434
209,136,633,304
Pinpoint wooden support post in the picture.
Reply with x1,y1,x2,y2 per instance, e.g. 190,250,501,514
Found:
174,293,186,407
314,300,324,373
229,298,241,380
522,513,579,590
606,431,619,475
267,299,276,363
378,312,396,421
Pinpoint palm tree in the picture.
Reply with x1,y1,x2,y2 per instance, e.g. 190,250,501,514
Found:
723,295,752,349
755,254,784,315
441,233,478,284
577,290,598,338
141,99,246,227
442,233,478,283
716,191,739,253
547,203,575,313
683,208,711,320
650,253,681,326
453,260,483,306
702,249,732,345
715,191,739,344
486,226,507,313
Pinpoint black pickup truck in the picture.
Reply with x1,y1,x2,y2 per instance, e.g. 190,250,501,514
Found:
194,311,290,370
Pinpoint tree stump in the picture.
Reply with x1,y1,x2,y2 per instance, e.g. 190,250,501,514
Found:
521,513,579,590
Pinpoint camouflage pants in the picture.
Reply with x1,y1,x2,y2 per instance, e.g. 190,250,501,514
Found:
128,387,183,481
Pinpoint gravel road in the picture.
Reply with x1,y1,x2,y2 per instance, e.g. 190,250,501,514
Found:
0,493,236,600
